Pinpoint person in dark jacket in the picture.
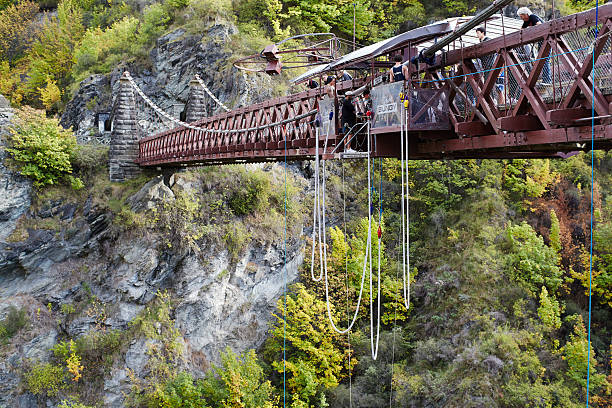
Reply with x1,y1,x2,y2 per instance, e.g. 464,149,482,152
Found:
341,94,357,151
389,55,408,82
476,27,494,72
518,7,550,84
518,7,542,28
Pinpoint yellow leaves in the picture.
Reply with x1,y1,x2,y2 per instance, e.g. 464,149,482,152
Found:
65,341,84,382
39,77,62,111
537,286,562,331
0,0,38,61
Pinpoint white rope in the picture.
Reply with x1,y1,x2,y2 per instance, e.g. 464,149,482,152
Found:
401,98,411,310
370,122,381,360
309,114,381,360
341,158,353,408
194,74,231,112
310,126,324,282
310,113,372,336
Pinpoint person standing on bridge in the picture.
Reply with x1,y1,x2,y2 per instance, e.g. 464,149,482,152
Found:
476,27,503,103
476,27,493,72
389,55,409,83
518,7,551,84
341,93,357,152
324,75,336,98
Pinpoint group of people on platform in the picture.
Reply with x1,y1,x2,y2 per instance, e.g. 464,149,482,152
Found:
306,6,550,149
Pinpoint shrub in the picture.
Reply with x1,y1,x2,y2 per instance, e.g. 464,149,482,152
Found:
5,106,82,188
0,306,27,344
224,222,251,263
537,286,562,331
152,372,209,407
24,362,66,397
228,169,271,216
185,0,232,24
71,144,109,181
0,0,38,63
501,222,563,295
52,339,84,382
562,315,607,391
58,399,95,408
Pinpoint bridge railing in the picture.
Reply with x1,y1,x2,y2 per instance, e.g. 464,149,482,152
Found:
136,78,368,166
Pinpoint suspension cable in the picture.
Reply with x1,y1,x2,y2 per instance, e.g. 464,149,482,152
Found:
194,74,231,112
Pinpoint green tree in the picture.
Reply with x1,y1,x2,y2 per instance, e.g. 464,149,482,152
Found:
550,209,562,254
266,284,352,407
562,315,607,392
203,348,277,408
501,222,563,295
502,159,556,206
5,106,82,188
27,0,84,100
151,372,210,407
537,286,562,331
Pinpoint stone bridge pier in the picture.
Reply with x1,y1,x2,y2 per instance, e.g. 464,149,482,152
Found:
109,73,207,182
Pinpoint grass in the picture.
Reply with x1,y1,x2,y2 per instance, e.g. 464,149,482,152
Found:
0,306,28,345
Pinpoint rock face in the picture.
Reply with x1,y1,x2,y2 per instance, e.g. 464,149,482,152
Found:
0,19,289,407
0,95,32,243
0,166,305,407
61,22,272,143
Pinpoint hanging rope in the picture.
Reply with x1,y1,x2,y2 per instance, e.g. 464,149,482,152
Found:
319,136,373,335
586,1,600,406
194,74,231,112
311,126,324,282
400,92,411,310
341,151,353,408
370,153,382,360
309,110,374,336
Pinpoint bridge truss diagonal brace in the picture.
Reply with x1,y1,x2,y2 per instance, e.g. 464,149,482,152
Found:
558,20,611,116
462,59,502,134
504,48,551,130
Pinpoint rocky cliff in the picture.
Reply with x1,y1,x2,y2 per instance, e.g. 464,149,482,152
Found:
0,19,304,406
60,22,273,144
0,158,307,407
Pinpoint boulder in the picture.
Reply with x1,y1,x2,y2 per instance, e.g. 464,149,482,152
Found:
126,176,175,212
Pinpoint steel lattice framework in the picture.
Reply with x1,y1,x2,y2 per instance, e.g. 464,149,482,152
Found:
135,4,612,167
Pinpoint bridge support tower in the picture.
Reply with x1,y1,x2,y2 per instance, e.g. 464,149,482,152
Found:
110,72,140,182
185,78,207,123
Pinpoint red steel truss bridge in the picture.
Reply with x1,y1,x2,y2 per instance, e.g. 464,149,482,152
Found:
111,4,612,172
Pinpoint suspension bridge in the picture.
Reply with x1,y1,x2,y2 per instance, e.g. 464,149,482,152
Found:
108,3,612,182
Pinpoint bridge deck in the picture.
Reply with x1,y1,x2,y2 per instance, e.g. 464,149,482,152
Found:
134,4,612,166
